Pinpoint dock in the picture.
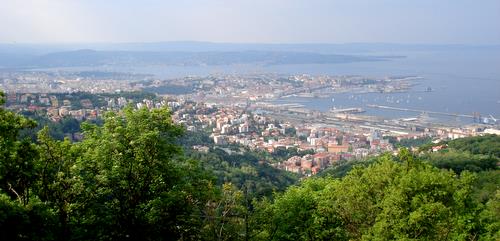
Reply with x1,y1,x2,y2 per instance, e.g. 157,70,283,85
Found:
367,104,474,118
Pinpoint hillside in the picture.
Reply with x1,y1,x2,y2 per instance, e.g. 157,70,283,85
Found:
0,91,499,240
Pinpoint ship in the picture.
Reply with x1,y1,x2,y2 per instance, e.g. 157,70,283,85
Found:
330,107,365,114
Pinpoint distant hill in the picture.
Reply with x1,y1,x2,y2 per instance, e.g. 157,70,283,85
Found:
2,41,499,54
0,49,391,68
2,42,499,69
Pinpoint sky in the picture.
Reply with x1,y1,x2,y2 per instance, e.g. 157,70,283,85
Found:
0,0,499,44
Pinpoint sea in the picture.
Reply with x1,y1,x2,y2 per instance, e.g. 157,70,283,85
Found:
37,49,500,124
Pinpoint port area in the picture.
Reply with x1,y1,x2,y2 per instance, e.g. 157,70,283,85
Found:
366,104,474,118
253,102,499,136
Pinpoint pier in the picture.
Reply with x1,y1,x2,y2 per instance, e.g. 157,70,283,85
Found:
367,104,474,118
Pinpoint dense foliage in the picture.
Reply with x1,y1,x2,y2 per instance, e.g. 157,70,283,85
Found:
18,111,89,141
254,151,499,240
179,129,300,198
186,148,298,198
1,94,217,240
446,135,500,158
385,136,433,148
321,135,500,179
0,91,499,240
419,135,500,158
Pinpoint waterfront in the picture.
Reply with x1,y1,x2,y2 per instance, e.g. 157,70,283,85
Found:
268,49,500,123
31,48,500,123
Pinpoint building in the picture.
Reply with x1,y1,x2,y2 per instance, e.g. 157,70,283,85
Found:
328,143,350,154
221,124,232,134
239,123,249,133
213,135,228,145
59,106,70,116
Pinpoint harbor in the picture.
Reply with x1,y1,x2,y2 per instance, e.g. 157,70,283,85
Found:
366,104,475,118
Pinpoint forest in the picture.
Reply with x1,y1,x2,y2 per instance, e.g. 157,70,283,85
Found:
0,91,499,241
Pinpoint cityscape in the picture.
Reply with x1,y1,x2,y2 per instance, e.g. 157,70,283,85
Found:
2,69,498,177
0,1,499,240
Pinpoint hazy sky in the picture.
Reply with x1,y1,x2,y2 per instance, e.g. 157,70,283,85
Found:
0,0,499,44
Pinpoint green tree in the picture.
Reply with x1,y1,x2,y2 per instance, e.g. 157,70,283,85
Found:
35,127,82,239
203,183,246,241
0,91,59,240
478,190,500,240
0,92,38,205
255,152,488,240
422,149,497,173
256,178,345,240
74,107,214,240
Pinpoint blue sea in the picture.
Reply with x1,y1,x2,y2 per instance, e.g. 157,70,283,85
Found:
266,49,500,124
41,49,500,123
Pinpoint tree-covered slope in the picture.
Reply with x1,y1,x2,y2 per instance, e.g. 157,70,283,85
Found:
253,152,499,240
0,91,498,240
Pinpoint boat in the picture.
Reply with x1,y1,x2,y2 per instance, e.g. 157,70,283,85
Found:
329,107,365,114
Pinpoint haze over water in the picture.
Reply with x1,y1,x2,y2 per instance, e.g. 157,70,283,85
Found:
75,48,500,123
271,49,500,123
2,0,499,123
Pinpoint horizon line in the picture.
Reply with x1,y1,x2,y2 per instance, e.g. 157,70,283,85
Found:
1,41,500,47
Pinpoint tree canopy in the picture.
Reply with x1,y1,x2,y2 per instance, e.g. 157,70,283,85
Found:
254,154,499,240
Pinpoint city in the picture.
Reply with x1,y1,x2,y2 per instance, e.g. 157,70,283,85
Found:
2,71,498,177
0,1,499,240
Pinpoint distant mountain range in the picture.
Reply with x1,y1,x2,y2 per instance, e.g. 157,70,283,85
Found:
0,49,393,69
0,42,498,69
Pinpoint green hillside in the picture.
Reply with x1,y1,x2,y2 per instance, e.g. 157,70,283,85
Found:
1,91,498,240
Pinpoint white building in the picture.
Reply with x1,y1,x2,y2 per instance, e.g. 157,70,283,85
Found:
221,124,232,134
239,123,249,133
